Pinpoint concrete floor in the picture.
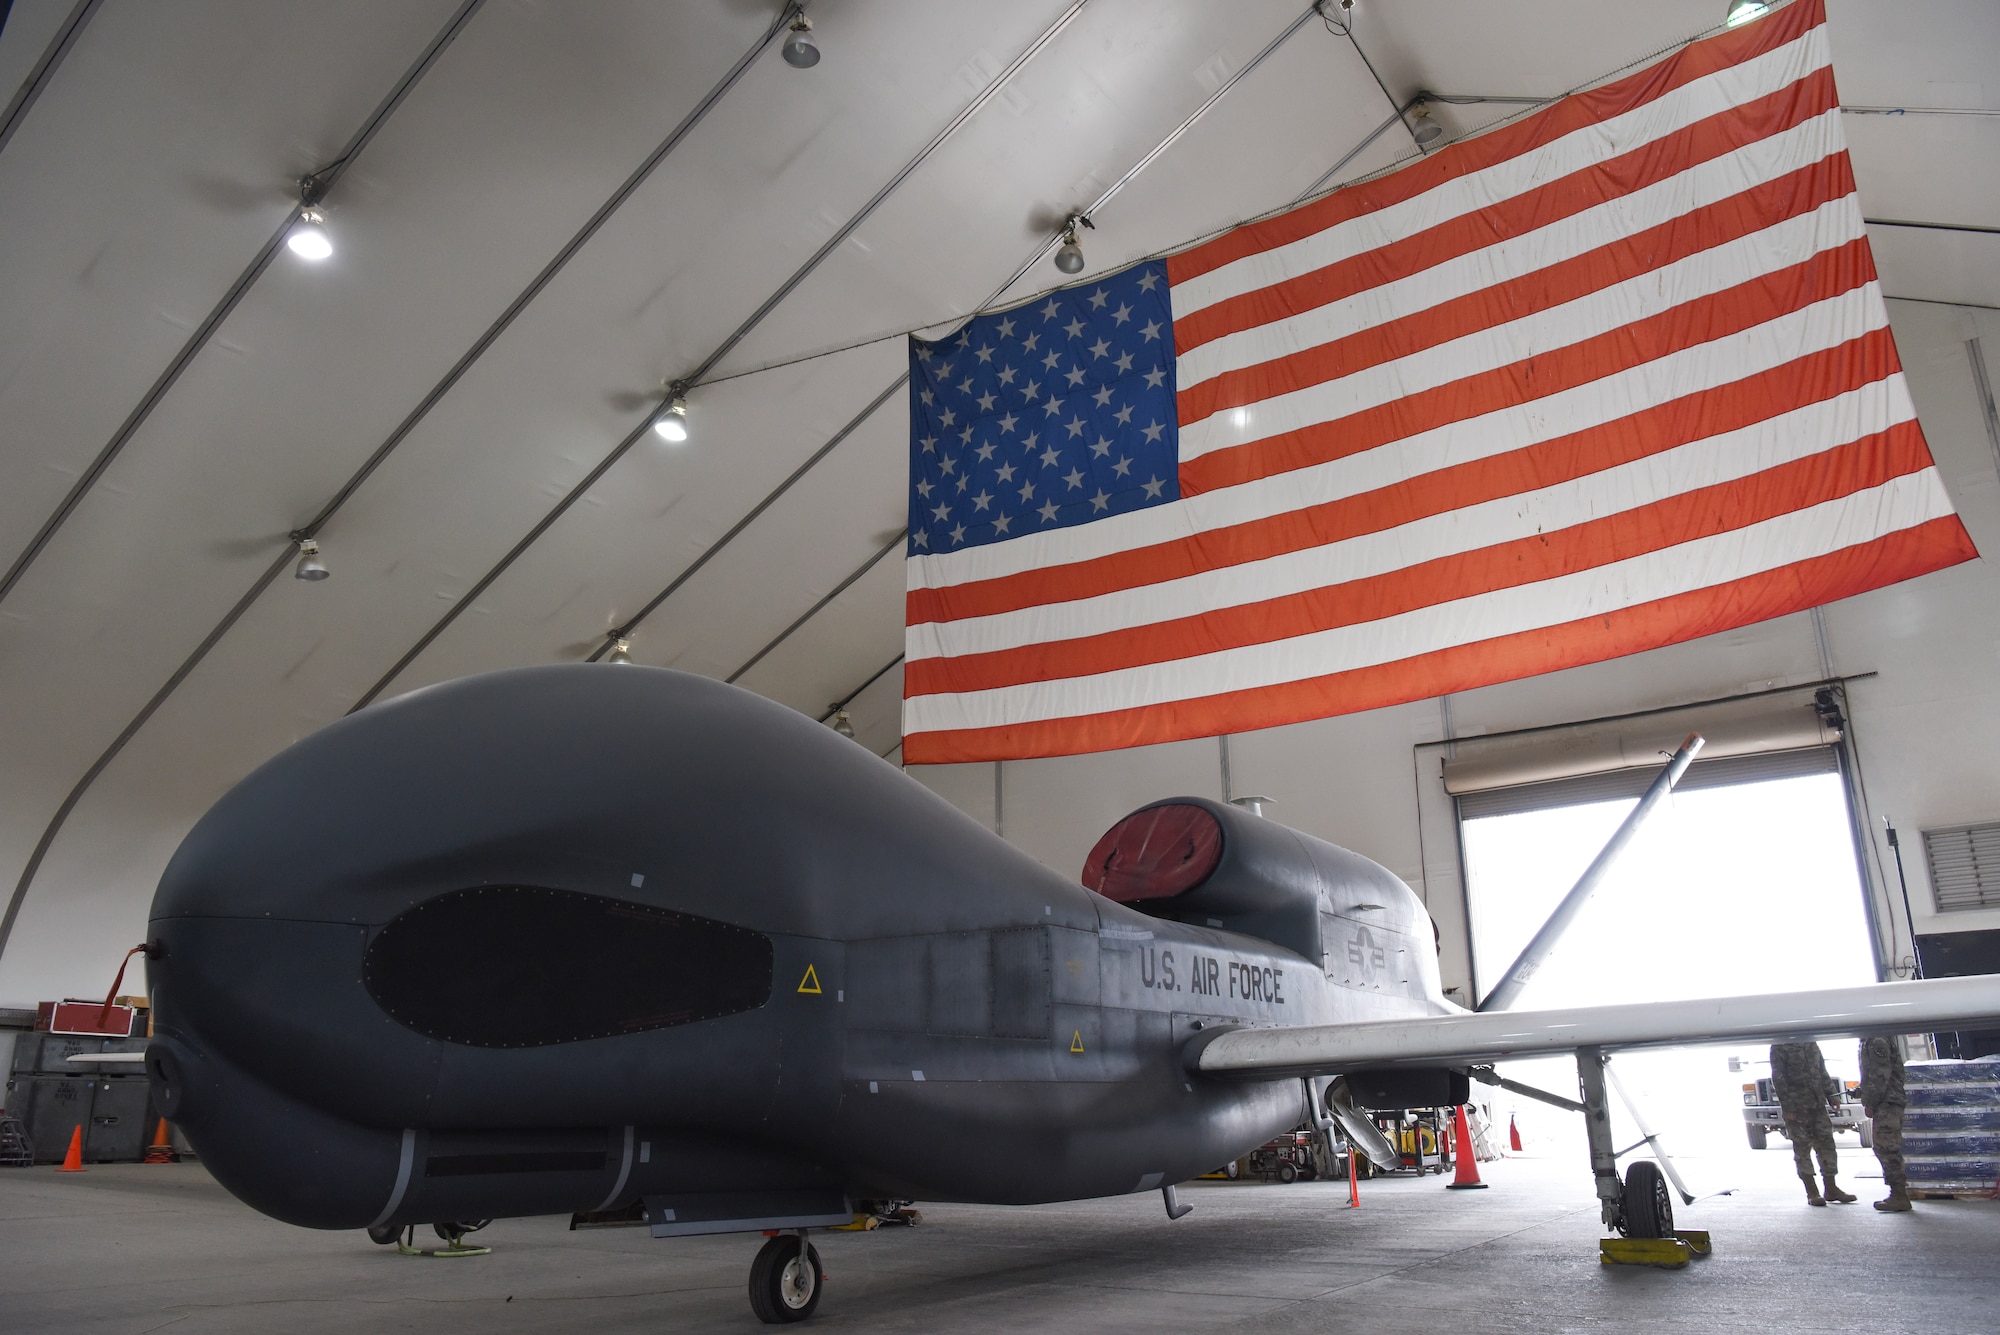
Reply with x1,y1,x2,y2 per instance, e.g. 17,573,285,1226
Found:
2,1149,1995,1334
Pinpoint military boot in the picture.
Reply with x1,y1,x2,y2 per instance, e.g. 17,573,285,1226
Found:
1874,1187,1912,1212
1822,1176,1857,1204
1802,1177,1825,1206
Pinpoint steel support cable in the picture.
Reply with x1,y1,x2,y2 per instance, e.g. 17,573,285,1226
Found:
804,2,1400,731
607,2,1325,674
0,0,488,962
1313,0,1424,152
351,0,1093,708
0,0,486,609
0,0,98,159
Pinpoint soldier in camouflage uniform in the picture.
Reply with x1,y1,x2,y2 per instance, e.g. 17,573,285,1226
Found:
1770,1041,1857,1205
1858,1034,1910,1212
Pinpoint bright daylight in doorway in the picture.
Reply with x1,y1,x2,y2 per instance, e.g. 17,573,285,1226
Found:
1463,773,1879,1159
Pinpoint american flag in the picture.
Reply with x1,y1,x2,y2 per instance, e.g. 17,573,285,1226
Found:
902,0,1976,765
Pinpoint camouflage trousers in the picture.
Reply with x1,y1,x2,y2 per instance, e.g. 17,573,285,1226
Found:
1784,1107,1837,1180
1871,1102,1906,1190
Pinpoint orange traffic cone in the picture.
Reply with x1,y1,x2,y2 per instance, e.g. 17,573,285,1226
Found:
1508,1112,1523,1152
144,1119,176,1164
56,1125,85,1172
1445,1105,1487,1190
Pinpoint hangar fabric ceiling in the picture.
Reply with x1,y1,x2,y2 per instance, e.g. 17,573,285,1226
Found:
0,0,1995,989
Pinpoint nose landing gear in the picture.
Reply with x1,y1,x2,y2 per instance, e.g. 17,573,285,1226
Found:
365,1220,491,1257
749,1231,824,1324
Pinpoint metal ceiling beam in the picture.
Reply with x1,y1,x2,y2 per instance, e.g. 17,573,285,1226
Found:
0,546,295,959
1863,218,2000,236
351,0,1094,710
742,3,1402,734
585,377,906,660
728,2,1336,739
820,652,904,722
725,529,905,685
0,0,486,609
596,1,1327,672
0,0,98,161
300,3,803,539
0,0,767,966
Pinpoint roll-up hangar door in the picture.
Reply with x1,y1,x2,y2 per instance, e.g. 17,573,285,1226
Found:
1441,687,1877,1013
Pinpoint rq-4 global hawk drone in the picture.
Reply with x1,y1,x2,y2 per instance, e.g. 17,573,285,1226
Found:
142,666,2000,1322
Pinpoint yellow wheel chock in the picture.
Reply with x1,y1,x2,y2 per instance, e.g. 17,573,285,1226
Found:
1599,1230,1711,1268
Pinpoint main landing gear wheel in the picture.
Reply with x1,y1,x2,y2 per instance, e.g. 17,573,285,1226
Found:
749,1235,823,1324
1620,1161,1675,1239
366,1224,399,1245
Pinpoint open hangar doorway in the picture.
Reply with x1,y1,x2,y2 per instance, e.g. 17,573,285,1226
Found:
1438,687,1886,1173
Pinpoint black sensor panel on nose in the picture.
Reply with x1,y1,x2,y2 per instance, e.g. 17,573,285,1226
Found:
363,885,773,1047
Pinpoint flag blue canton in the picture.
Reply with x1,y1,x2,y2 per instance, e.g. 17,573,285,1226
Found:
907,260,1177,555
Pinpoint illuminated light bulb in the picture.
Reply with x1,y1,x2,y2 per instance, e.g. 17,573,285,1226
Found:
1725,0,1769,26
607,638,633,664
288,208,332,261
653,396,689,443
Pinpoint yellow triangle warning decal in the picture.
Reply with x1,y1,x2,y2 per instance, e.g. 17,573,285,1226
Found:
1070,1029,1085,1054
798,964,822,995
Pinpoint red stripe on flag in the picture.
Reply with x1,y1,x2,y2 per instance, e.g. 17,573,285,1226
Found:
1176,144,1853,427
1173,66,1839,365
902,514,1974,764
1165,0,1825,289
905,419,1932,697
1181,233,1878,497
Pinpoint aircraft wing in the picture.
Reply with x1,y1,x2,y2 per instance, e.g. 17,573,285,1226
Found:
1190,975,2000,1079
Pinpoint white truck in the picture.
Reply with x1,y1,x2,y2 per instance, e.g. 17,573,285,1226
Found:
1740,1072,1873,1150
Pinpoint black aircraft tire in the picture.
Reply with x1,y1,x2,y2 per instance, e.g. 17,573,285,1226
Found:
1621,1161,1674,1239
749,1237,823,1324
366,1224,399,1246
1747,1124,1768,1150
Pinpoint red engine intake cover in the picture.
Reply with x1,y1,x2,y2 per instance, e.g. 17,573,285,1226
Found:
1080,803,1223,902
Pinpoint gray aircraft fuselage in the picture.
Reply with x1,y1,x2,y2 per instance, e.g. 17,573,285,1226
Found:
145,665,1456,1233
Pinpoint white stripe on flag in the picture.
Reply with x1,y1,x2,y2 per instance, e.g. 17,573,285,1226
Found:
903,469,1954,731
907,374,1916,662
1170,27,1832,319
1176,196,1866,462
1173,108,1844,395
908,281,1891,593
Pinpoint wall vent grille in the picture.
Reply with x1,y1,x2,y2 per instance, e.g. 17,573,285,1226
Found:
1923,822,2000,912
